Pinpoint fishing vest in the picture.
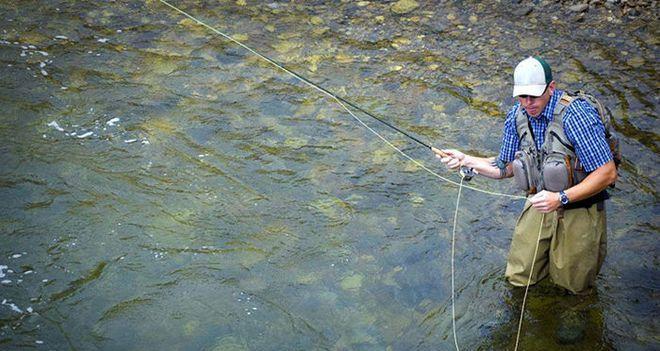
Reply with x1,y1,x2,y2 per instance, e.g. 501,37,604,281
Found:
511,91,618,206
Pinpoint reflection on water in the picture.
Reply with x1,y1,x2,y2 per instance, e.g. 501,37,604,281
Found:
0,1,657,350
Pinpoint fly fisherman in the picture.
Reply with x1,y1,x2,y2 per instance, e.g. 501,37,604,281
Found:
434,56,617,294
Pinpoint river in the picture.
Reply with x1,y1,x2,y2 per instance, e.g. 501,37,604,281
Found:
0,1,657,350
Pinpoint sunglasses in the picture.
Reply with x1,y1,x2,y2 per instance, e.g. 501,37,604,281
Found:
518,84,549,100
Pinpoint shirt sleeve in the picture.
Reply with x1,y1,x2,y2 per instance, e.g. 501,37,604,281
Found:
562,99,613,172
498,103,521,163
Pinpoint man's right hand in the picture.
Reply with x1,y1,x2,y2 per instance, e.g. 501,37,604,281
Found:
432,148,466,170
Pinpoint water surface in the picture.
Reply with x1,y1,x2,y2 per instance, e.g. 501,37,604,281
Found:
0,1,657,350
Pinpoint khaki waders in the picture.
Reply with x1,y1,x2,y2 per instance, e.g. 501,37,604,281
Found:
505,200,607,294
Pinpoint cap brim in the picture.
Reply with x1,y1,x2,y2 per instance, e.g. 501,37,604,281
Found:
512,84,546,97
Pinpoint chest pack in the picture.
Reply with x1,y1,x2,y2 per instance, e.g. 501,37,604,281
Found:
511,91,620,195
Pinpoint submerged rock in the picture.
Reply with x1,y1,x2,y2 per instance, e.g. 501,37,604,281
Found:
209,336,248,351
340,273,364,290
555,310,587,344
391,0,419,15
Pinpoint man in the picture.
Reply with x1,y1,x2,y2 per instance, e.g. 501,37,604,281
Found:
435,56,617,294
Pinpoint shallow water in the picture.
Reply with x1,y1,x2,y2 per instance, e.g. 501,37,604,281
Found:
0,1,657,350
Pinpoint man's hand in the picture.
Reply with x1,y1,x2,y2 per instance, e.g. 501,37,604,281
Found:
529,190,561,213
433,148,466,170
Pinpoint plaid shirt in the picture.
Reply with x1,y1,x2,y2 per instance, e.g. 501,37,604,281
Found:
498,89,612,172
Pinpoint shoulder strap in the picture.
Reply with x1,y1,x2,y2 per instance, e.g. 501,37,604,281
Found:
514,104,527,137
545,91,575,153
553,91,574,118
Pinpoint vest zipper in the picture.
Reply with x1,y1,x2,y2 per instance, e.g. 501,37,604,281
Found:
549,131,575,152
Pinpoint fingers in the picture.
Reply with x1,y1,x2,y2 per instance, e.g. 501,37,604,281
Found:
433,147,466,170
529,191,559,213
431,146,447,158
442,149,461,158
529,190,549,204
447,158,461,169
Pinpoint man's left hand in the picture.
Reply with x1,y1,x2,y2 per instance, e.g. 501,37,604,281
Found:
529,190,561,213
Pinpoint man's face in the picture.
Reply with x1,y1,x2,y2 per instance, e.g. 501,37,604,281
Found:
517,81,555,117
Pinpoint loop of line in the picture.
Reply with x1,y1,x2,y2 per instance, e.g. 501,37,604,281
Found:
450,175,466,351
156,0,526,200
514,212,546,351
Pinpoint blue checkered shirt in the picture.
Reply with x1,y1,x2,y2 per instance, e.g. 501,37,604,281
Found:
498,89,612,172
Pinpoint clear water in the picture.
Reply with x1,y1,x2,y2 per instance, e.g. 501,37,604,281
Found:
0,1,657,350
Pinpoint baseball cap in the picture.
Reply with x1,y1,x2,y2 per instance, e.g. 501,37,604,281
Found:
512,56,553,97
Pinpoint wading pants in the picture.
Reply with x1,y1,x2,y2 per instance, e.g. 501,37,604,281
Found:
504,200,607,294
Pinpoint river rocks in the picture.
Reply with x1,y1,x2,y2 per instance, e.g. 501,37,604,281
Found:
558,0,658,18
626,56,645,68
569,4,589,12
391,0,419,15
511,6,533,17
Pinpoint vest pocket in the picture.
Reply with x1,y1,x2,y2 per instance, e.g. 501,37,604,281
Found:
513,150,538,193
542,152,572,192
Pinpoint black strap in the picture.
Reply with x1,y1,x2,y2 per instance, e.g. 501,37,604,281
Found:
563,190,609,210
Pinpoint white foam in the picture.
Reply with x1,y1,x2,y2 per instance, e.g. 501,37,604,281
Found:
77,131,94,139
47,121,64,132
1,299,22,313
106,117,120,126
124,139,137,143
0,265,6,278
97,38,109,43
55,35,68,40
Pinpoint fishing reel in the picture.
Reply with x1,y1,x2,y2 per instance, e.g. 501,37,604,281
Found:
459,166,476,181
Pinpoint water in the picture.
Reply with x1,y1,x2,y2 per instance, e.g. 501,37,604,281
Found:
0,1,657,350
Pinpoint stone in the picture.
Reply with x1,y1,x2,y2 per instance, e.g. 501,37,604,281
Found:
569,4,589,12
341,273,364,290
391,0,419,14
555,310,587,344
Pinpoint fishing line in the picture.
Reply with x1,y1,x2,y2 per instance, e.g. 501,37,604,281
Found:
514,212,545,351
450,174,466,351
156,0,525,200
155,1,532,349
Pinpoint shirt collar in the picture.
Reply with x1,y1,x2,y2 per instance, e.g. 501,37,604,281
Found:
523,89,563,122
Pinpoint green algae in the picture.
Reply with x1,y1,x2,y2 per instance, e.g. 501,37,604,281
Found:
99,297,153,322
309,196,354,227
51,262,108,301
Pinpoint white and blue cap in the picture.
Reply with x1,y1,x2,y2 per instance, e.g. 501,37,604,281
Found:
512,56,553,97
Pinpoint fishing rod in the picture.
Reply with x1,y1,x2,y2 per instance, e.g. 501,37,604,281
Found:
284,65,476,180
328,92,476,181
157,0,475,180
286,72,477,180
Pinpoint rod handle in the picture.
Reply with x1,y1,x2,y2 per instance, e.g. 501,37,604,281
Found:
431,146,448,158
